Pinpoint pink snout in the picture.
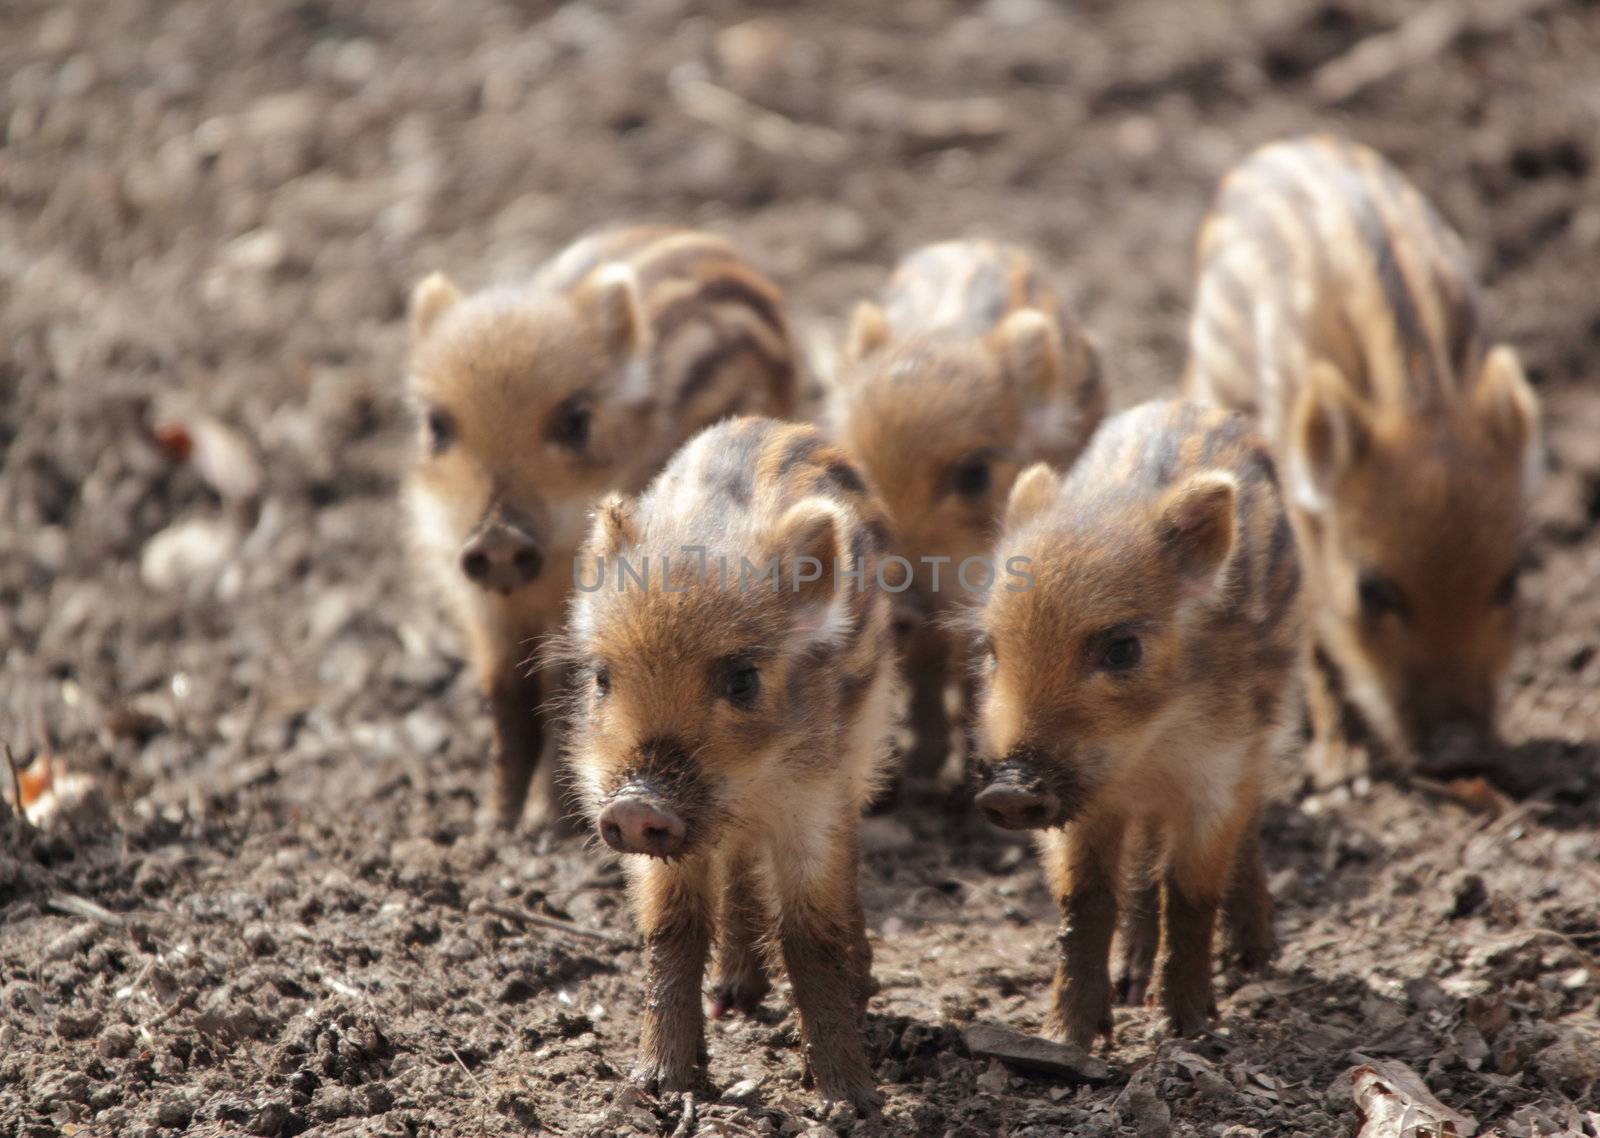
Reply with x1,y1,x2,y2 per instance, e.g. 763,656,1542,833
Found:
974,782,1059,831
597,796,687,858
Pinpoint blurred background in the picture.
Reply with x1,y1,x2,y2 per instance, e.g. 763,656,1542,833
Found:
2,2,1599,1135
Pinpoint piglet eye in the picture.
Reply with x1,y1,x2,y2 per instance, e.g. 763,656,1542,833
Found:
593,664,611,695
549,397,592,451
1101,636,1142,672
724,664,760,708
1492,567,1521,608
1358,572,1409,620
424,406,455,454
950,454,993,498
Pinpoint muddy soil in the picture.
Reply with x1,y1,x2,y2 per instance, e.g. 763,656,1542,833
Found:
3,1,1600,1135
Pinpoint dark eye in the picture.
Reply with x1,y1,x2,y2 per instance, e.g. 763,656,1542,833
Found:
1101,636,1142,672
950,454,993,498
1492,567,1520,607
549,397,592,451
1357,573,1409,620
593,664,611,695
724,664,760,708
424,406,455,454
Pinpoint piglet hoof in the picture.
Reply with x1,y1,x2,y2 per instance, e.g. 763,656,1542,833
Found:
709,975,771,1020
632,1059,701,1098
1114,967,1151,1007
480,801,526,836
1046,1006,1112,1051
1161,993,1216,1039
817,1078,884,1117
1229,928,1278,975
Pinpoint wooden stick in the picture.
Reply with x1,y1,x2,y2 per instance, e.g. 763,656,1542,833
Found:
48,892,128,927
467,897,627,945
2,743,24,823
1313,0,1561,104
668,63,849,164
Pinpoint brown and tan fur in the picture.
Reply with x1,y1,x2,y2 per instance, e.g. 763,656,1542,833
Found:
405,228,796,828
971,400,1302,1047
830,240,1104,785
561,417,898,1112
1186,135,1540,784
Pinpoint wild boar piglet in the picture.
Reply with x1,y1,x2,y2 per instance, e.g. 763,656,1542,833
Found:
1187,135,1540,782
831,240,1104,784
563,416,898,1111
972,400,1302,1045
405,228,795,828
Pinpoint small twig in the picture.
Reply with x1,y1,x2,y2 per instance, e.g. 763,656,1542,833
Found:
3,743,26,825
669,1092,696,1138
1313,0,1561,104
48,893,128,927
467,897,628,945
668,62,849,164
446,1043,486,1094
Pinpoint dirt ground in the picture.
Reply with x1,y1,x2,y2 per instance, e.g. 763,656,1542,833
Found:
3,1,1600,1135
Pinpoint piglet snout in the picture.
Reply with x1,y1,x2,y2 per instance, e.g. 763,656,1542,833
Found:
598,795,687,857
975,782,1059,831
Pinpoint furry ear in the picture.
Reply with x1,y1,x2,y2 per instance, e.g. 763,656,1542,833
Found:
1288,360,1372,512
1003,462,1059,533
992,309,1064,395
1158,471,1238,588
585,493,639,562
845,301,891,362
579,264,647,359
410,272,463,343
1473,344,1540,462
770,497,849,642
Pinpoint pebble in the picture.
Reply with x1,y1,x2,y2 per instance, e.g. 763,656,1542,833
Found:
402,708,450,756
99,1023,138,1060
44,921,99,962
156,1095,194,1127
249,1100,293,1137
140,516,240,592
961,1020,1111,1082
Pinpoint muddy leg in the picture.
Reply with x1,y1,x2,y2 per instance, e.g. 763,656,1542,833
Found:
711,848,772,1019
1306,643,1370,787
486,666,542,831
1158,800,1256,1037
1222,824,1276,973
841,832,876,1011
629,859,714,1094
774,826,881,1113
1114,821,1161,1005
902,624,951,785
1041,815,1125,1048
1155,875,1220,1037
525,664,586,832
956,665,980,785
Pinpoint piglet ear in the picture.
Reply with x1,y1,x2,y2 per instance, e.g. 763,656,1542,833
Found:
770,497,851,643
580,264,648,358
1473,344,1540,469
410,272,463,343
845,301,891,363
1287,360,1371,513
585,493,639,562
991,309,1064,397
1003,462,1059,533
1157,471,1238,589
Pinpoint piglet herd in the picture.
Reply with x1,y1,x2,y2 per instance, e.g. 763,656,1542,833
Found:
399,135,1541,1111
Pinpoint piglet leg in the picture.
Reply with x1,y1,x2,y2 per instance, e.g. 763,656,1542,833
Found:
631,859,713,1094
